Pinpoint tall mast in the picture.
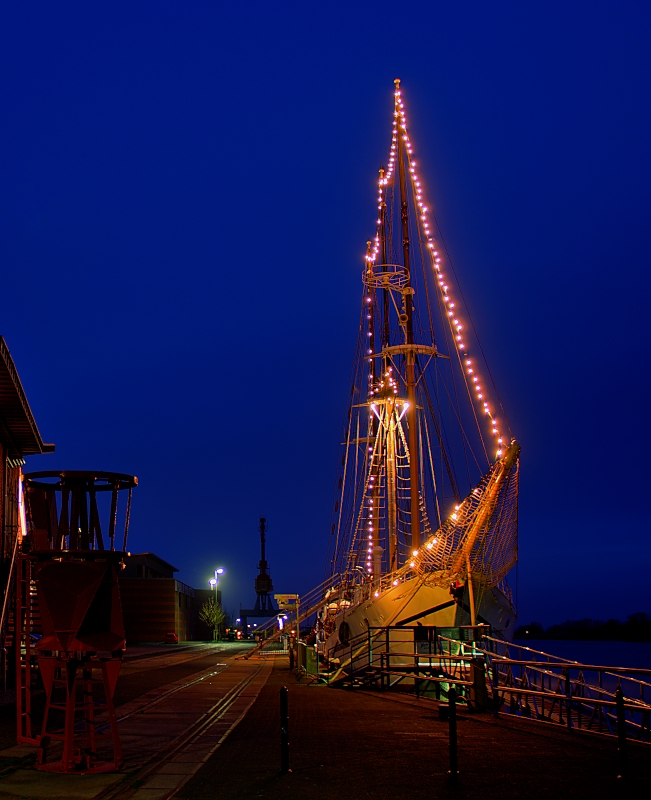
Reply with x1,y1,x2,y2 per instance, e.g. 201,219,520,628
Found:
395,78,421,555
378,166,395,571
379,167,390,349
328,80,519,599
365,239,383,573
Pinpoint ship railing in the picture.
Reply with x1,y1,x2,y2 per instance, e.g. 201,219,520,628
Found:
245,573,344,657
298,572,345,618
322,627,651,744
363,262,409,290
474,635,651,744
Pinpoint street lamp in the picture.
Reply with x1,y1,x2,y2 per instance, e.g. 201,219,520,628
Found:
208,568,225,641
208,568,225,595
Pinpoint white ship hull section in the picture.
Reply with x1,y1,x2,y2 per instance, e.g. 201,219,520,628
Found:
324,578,515,655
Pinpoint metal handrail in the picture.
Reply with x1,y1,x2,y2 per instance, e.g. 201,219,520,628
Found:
325,627,651,742
246,574,346,657
496,658,651,676
258,572,346,636
491,685,647,711
479,638,651,743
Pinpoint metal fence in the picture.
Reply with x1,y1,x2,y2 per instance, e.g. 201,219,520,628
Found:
312,625,651,746
475,636,651,744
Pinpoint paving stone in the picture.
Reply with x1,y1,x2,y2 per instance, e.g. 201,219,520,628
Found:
170,751,210,763
0,767,120,799
128,789,171,800
174,659,651,800
157,761,201,775
0,744,39,758
142,773,184,789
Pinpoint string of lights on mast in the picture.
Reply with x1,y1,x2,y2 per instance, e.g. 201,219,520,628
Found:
364,79,504,461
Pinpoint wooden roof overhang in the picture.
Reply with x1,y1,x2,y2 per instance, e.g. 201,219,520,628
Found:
0,337,55,458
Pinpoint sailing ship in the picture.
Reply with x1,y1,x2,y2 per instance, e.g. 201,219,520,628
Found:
318,81,520,660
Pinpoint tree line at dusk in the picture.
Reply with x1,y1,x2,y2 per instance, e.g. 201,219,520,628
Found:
514,613,651,642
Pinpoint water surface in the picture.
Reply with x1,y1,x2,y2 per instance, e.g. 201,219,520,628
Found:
513,639,651,670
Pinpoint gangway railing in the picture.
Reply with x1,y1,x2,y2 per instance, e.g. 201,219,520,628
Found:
314,626,651,745
246,573,343,657
322,625,481,702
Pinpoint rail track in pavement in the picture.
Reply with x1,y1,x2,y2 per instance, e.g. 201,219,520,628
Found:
97,651,272,799
0,643,273,800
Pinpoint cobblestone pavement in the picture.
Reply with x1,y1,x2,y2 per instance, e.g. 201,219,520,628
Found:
176,659,651,800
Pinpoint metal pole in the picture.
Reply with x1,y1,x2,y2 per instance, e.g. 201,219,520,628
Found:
615,686,627,780
448,685,459,780
280,686,290,774
368,627,372,670
15,555,23,740
380,167,390,349
395,79,420,556
63,661,77,770
466,555,476,626
122,486,132,552
214,581,219,640
564,669,571,730
492,662,499,717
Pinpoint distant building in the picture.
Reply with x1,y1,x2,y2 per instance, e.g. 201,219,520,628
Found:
122,552,178,580
119,552,217,643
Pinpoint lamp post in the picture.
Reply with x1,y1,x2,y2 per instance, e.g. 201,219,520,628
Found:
208,568,225,641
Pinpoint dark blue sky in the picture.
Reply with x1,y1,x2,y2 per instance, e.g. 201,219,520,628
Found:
2,2,650,625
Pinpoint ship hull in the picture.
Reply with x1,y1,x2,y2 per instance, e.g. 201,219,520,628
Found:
323,577,515,663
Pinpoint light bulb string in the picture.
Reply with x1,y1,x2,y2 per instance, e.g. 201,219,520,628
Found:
365,82,507,461
427,207,513,442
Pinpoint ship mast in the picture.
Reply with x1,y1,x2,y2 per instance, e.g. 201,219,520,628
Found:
329,80,516,589
376,165,398,572
395,78,421,555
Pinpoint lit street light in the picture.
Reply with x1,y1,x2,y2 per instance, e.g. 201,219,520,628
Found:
208,568,225,640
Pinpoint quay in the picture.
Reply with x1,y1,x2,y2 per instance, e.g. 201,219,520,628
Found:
0,648,649,800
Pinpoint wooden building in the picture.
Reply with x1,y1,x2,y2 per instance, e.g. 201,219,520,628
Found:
0,337,54,561
0,337,54,682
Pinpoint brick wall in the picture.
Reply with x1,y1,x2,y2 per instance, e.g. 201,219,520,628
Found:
119,577,196,643
119,578,177,643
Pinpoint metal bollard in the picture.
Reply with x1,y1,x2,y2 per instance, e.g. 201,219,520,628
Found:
470,657,488,711
564,669,571,730
448,686,459,780
615,686,627,780
492,663,499,717
280,686,290,774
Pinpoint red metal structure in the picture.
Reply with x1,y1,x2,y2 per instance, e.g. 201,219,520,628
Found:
17,471,137,773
